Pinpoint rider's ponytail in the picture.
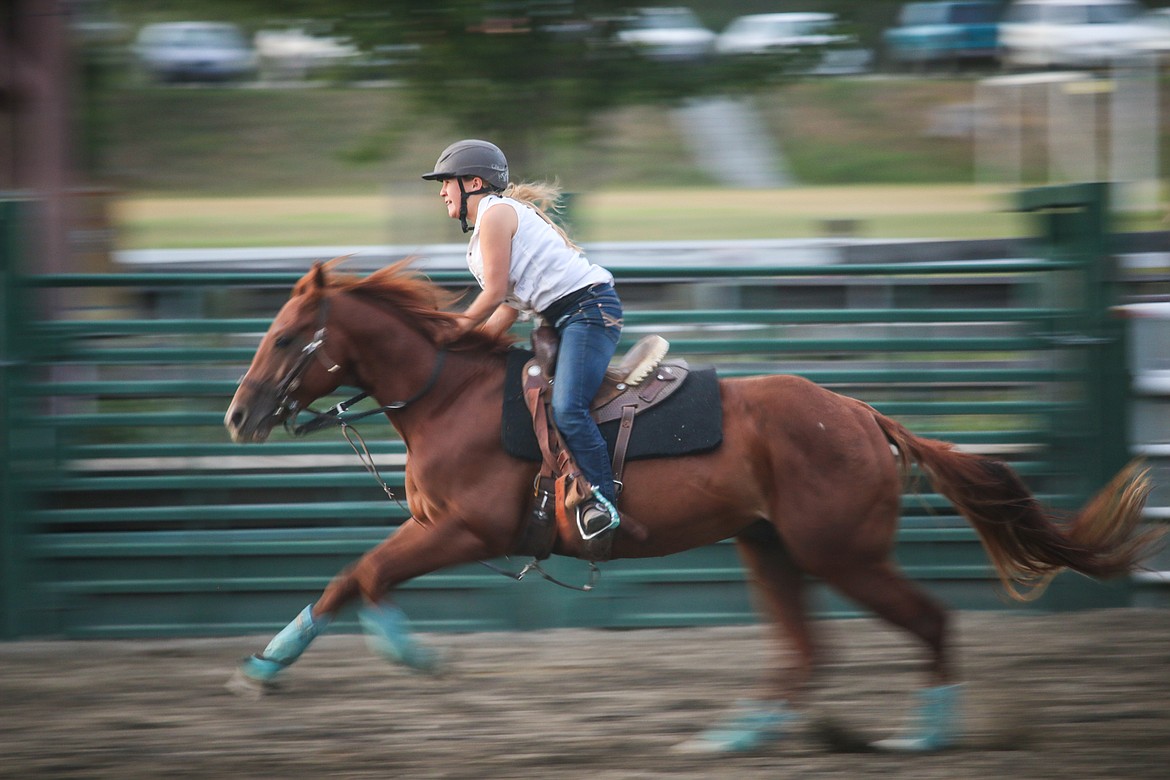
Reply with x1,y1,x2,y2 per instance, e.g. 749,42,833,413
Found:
503,181,582,252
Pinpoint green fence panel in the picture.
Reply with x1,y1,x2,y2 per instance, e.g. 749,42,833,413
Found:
0,201,23,639
2,185,1150,637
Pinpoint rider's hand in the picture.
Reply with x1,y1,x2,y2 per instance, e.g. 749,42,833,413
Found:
440,315,475,345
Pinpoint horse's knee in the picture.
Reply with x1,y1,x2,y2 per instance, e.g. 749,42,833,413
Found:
315,565,361,614
352,556,392,603
321,557,390,611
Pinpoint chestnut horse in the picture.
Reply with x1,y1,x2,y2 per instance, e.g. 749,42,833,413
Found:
224,260,1155,753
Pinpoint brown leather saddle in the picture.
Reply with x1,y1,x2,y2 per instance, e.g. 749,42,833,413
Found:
515,327,687,561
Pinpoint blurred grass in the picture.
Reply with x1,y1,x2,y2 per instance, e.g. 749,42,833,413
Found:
114,185,1039,248
115,185,1170,249
97,79,1169,248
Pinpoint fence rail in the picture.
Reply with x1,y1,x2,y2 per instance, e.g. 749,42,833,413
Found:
2,184,1164,639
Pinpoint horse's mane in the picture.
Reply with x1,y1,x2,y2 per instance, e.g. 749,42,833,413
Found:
292,257,516,353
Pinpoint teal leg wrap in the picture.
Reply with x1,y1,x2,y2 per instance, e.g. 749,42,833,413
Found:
239,604,329,683
358,602,443,674
874,683,962,752
675,700,798,754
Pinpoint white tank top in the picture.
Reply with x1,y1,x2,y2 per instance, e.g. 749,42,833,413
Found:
466,195,612,314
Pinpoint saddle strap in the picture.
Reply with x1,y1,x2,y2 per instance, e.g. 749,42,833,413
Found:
521,363,589,510
612,405,637,487
519,358,650,561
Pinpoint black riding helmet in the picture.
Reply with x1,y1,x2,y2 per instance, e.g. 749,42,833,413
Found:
421,139,509,233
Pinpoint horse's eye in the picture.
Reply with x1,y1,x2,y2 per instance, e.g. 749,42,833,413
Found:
274,334,294,349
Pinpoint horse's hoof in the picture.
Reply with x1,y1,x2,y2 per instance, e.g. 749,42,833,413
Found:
871,735,955,753
359,603,451,676
871,683,961,752
397,644,452,677
225,668,277,700
672,700,796,754
810,717,877,753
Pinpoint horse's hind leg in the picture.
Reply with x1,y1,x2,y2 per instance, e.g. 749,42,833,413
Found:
675,522,810,754
735,521,817,701
824,561,960,751
826,561,950,684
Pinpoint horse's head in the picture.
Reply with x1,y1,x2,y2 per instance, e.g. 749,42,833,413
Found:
226,258,518,443
225,263,347,443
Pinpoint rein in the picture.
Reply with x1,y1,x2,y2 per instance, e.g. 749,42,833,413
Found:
479,558,600,592
288,349,447,437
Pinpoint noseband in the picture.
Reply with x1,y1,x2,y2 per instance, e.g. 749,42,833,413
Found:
242,293,448,437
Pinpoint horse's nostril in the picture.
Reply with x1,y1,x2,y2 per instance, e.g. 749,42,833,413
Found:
227,408,244,430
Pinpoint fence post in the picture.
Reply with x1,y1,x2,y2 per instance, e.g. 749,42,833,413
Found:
1016,182,1132,607
1017,182,1128,494
0,200,30,638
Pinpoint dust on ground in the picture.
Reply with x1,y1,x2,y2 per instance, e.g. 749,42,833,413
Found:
2,609,1168,779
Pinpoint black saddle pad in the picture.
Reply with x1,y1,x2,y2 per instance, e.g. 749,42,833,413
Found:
501,348,723,463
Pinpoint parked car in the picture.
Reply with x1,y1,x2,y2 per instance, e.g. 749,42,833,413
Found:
883,1,1001,69
253,28,359,81
715,12,873,74
1134,7,1170,56
132,21,258,83
999,0,1170,68
614,7,716,61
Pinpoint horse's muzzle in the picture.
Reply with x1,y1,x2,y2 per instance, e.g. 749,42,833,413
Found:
225,385,287,444
225,402,273,443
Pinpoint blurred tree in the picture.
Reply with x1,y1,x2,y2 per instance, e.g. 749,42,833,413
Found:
205,0,806,169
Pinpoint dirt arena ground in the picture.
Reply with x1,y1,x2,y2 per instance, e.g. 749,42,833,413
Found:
2,609,1168,779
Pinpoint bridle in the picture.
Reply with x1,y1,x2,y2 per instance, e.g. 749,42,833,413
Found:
288,348,447,437
242,293,448,437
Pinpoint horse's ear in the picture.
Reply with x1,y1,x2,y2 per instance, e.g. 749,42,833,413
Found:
310,261,328,290
292,262,328,298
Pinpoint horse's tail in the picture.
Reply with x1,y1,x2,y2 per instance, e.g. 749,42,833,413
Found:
869,408,1160,601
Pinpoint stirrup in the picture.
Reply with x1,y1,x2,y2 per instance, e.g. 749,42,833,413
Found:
577,487,620,540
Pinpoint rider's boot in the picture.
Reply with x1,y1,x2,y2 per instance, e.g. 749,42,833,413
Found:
235,604,330,685
577,486,621,539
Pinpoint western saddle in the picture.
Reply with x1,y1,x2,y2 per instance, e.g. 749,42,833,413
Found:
517,328,688,560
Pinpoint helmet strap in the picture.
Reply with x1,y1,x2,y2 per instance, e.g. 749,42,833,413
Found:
456,177,497,233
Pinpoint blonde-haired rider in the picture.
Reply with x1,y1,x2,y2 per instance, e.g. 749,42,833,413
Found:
423,139,623,538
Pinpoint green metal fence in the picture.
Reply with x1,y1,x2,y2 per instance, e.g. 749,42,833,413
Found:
1,200,33,639
0,184,1148,639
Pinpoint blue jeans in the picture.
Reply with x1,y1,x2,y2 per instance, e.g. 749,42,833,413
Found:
550,285,623,504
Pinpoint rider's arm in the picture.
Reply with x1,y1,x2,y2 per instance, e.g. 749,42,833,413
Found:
480,303,519,341
456,202,518,334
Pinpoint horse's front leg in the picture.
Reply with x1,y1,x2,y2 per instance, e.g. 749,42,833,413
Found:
229,515,494,694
